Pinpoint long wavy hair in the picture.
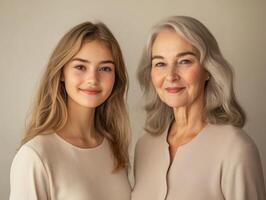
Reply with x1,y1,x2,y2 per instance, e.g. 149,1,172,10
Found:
138,16,246,136
22,22,130,171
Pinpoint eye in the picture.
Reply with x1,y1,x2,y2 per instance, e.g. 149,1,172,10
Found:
153,62,166,67
99,66,113,72
178,59,192,65
74,65,86,71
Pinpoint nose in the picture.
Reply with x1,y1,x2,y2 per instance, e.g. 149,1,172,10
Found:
166,64,179,82
85,68,98,85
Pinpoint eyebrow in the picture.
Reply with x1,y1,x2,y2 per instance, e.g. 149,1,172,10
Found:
151,51,197,61
71,58,115,65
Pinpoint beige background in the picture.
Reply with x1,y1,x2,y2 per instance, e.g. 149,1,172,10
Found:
0,0,265,198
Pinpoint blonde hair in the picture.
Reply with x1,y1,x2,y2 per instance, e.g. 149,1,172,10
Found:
138,16,246,136
22,22,130,171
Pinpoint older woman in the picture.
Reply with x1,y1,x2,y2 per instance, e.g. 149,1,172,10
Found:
132,16,265,200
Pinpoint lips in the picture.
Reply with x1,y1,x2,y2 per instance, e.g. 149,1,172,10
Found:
80,88,101,95
165,87,185,93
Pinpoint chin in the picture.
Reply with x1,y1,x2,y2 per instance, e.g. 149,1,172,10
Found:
162,99,188,108
159,95,188,108
81,101,106,108
165,102,187,108
72,98,106,108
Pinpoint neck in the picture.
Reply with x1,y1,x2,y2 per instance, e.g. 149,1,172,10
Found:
171,94,206,138
60,98,97,140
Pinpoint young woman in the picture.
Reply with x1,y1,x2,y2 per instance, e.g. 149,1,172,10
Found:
132,16,266,200
10,22,131,200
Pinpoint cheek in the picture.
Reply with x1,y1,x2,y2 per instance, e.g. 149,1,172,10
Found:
101,74,115,88
151,70,163,88
63,69,83,86
109,77,115,89
184,68,207,99
185,67,206,86
65,76,81,90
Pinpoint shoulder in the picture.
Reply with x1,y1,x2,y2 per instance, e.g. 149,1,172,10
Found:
25,134,56,148
208,124,260,161
216,127,266,198
136,132,152,146
208,124,255,147
12,145,42,166
10,139,51,199
10,143,47,177
136,131,164,148
134,130,167,160
11,134,60,173
17,134,57,162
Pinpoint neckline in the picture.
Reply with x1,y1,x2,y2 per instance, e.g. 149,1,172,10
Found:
163,122,211,171
164,122,210,150
53,133,106,151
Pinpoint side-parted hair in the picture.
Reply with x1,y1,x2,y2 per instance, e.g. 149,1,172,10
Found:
138,16,246,136
22,22,130,171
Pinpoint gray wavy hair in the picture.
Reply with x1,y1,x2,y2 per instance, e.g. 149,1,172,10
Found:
138,16,246,136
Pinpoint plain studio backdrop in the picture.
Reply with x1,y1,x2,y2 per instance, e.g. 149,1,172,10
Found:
0,0,265,198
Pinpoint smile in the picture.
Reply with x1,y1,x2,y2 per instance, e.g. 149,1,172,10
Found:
80,88,101,95
165,87,185,93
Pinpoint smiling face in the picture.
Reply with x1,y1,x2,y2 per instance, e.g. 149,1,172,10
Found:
62,40,115,109
151,29,209,108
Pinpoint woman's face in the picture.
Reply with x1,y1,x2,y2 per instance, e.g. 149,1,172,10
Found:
62,40,115,108
151,29,208,108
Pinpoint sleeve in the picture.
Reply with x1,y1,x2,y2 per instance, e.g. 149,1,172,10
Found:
133,136,146,189
132,138,140,189
131,137,142,199
9,145,50,200
221,140,266,200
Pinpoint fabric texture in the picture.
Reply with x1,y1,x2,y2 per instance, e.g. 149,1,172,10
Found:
132,124,266,200
10,133,131,200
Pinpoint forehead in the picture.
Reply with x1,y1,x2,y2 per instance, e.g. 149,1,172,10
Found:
151,29,198,55
75,40,113,59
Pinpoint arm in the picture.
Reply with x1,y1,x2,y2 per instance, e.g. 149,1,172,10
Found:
9,145,50,200
132,138,142,190
221,140,266,200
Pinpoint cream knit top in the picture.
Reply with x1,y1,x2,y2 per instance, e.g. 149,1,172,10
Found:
132,124,266,200
10,133,131,200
